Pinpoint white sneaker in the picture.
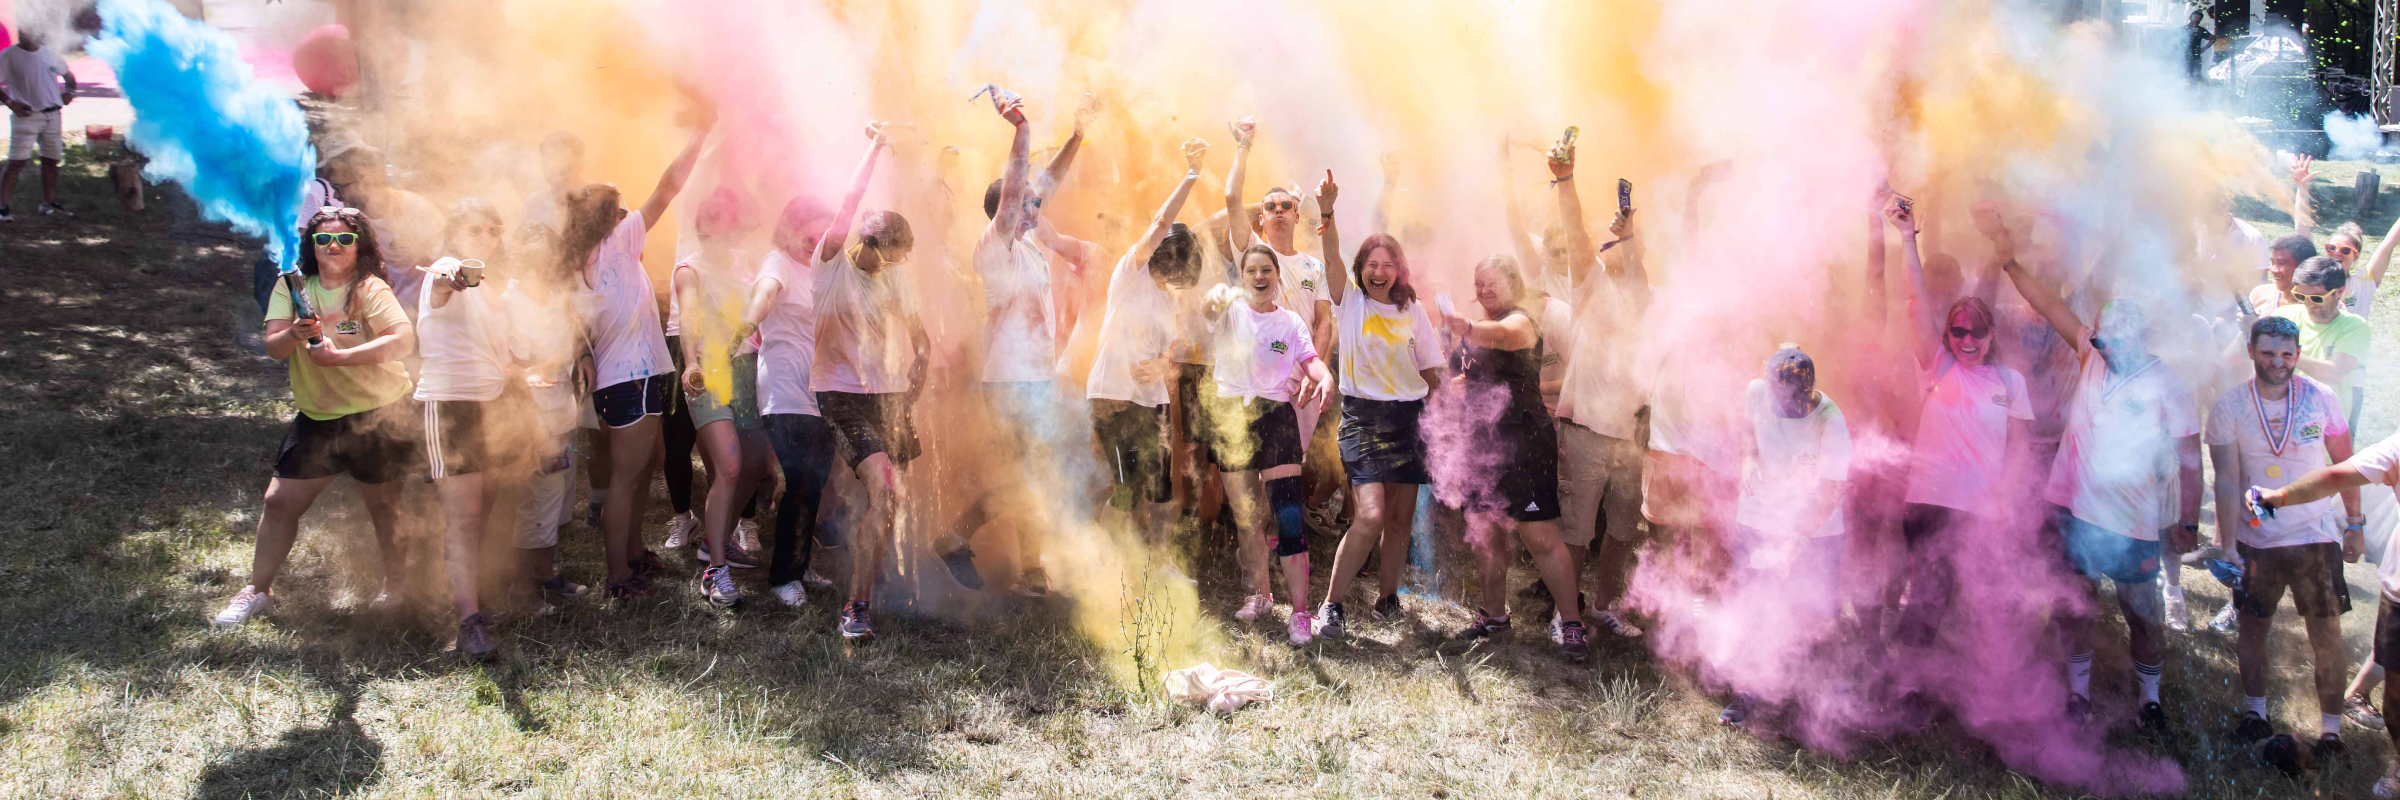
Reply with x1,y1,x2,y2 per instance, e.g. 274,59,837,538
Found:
772,581,807,608
212,586,274,627
664,513,698,549
39,202,71,218
2209,602,2239,634
2163,585,2190,633
736,519,762,554
1549,612,1566,645
1235,593,1273,621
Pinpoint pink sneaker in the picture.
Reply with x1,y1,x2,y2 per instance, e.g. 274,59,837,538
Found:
1235,593,1273,621
1288,610,1316,645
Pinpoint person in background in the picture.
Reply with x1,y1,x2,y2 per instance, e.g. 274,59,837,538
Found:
213,207,419,628
2251,233,2318,314
1717,347,1854,725
2185,9,2214,84
2271,257,2371,413
0,29,74,221
497,219,588,612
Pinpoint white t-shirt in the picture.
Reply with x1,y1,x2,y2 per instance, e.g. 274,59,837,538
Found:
755,249,821,417
502,279,586,436
1,45,68,109
670,252,756,345
1335,291,1440,401
1556,280,1645,440
1213,301,1320,404
977,228,1058,383
1904,354,2035,514
582,210,674,389
413,257,513,402
1273,247,1329,329
1734,379,1852,540
2345,433,2400,598
2206,376,2350,548
2045,353,2200,540
809,248,919,395
1087,252,1178,407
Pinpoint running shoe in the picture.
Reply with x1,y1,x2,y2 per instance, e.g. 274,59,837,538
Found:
39,202,70,218
1289,610,1316,645
1457,610,1511,641
1719,693,1758,726
1595,608,1645,638
736,518,762,554
2209,602,2238,635
2349,694,2387,731
536,575,587,598
693,539,759,569
2138,701,2168,735
0,206,12,222
772,581,806,608
1371,593,1403,621
839,601,875,640
1559,619,1590,663
2235,711,2276,744
802,567,835,592
211,586,274,628
607,575,659,602
1234,593,1273,622
2319,732,2348,759
939,545,985,590
664,513,698,549
700,565,741,608
456,613,497,661
1549,612,1566,645
632,549,669,579
1315,602,1346,640
2065,693,2094,726
2162,585,2190,633
2258,733,2304,778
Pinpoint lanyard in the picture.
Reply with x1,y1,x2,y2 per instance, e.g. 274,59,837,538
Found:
2249,379,2302,457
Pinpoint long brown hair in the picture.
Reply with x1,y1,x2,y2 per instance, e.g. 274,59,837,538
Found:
555,183,623,285
296,207,389,324
1351,233,1418,310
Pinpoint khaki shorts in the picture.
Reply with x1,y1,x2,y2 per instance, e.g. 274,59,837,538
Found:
2237,541,2352,619
1557,420,1644,547
9,108,62,162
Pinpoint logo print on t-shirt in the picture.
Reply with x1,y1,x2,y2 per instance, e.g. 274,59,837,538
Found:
1270,340,1289,355
1991,392,2009,408
333,320,362,336
1301,279,1316,292
2302,422,2324,441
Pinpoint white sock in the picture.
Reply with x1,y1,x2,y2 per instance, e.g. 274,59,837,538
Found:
2247,695,2269,718
2135,660,2162,704
2326,712,2344,737
2068,651,2094,698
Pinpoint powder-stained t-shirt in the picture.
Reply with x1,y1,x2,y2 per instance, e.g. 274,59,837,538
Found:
1335,291,1440,401
1213,301,1320,405
1087,252,1178,407
265,274,415,420
2273,305,2373,401
413,257,514,403
755,249,822,417
810,247,920,395
1904,353,2035,515
977,228,1060,383
1734,379,1852,540
2346,433,2400,599
2206,375,2350,548
2045,352,2199,541
583,210,675,390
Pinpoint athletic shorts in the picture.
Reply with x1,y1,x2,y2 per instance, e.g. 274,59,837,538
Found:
1211,397,1305,473
818,390,921,468
272,401,421,484
1091,398,1171,505
592,374,673,428
1338,396,1428,486
685,353,764,431
2058,510,2161,585
1556,420,1643,547
2236,541,2352,619
1176,363,1216,460
1462,416,1561,523
2375,595,2400,670
423,396,528,480
9,108,63,162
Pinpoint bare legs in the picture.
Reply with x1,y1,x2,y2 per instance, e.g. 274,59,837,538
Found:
1468,513,1582,624
601,417,662,586
1324,482,1417,607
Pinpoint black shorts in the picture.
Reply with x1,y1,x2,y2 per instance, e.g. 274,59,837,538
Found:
1091,398,1171,505
818,390,921,469
1462,416,1561,522
1900,503,1970,549
1176,363,1216,459
273,401,421,484
1339,396,1428,485
2376,595,2400,670
592,374,674,428
2236,542,2352,619
1211,397,1305,473
423,397,529,480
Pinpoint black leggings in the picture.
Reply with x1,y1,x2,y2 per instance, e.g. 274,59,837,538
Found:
763,413,837,586
663,335,754,519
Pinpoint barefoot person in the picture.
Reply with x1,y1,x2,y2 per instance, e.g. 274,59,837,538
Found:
675,190,774,607
811,122,927,641
1310,172,1441,637
1206,242,1334,644
2000,240,2202,733
560,114,713,601
415,199,532,658
1439,255,1589,663
2210,315,2363,754
214,207,419,627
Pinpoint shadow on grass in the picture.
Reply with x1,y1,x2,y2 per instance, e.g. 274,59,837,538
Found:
191,649,384,800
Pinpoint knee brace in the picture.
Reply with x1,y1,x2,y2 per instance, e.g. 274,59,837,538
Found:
1269,476,1308,557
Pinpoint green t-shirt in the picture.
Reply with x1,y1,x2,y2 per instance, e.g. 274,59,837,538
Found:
264,274,415,420
2273,305,2372,401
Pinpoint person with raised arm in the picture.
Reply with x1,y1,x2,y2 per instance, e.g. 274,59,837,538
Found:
1308,171,1442,637
1205,239,1335,645
933,91,1104,595
809,122,926,641
1087,139,1212,562
1996,219,2202,734
213,207,420,629
558,111,715,602
1224,118,1342,529
737,196,837,609
1880,199,2032,646
672,190,773,607
1437,255,1590,663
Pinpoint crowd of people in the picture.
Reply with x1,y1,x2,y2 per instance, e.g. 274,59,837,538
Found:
146,82,2400,790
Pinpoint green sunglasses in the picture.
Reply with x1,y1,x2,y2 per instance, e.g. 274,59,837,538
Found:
311,232,359,247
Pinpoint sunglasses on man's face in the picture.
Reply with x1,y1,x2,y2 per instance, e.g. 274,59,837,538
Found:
2300,292,2337,304
462,225,503,238
312,232,359,247
1261,200,1298,213
1949,326,1991,340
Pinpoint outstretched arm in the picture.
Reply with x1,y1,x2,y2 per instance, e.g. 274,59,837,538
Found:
1319,170,1348,306
817,124,893,264
638,115,716,233
1888,202,1940,368
1501,137,1544,284
1550,140,1600,284
2291,155,2317,237
1372,151,1399,235
1135,139,1211,263
991,95,1035,238
1224,118,1258,254
1865,195,1888,326
1994,224,2089,354
2365,211,2400,289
